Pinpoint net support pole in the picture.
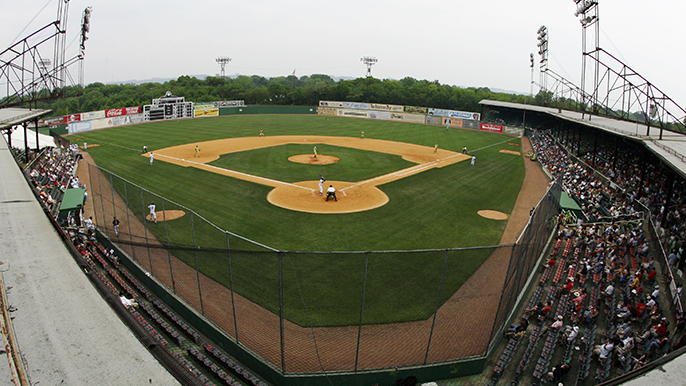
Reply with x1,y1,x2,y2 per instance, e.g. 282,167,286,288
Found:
96,164,106,231
140,188,154,276
278,252,285,373
354,252,369,371
123,180,136,260
162,199,176,293
424,249,449,364
226,232,239,343
108,173,117,238
191,212,205,315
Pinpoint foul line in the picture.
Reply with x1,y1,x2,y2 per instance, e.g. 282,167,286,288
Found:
341,152,465,192
156,154,314,192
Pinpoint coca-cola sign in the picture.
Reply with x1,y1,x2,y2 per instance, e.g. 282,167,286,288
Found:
105,106,141,117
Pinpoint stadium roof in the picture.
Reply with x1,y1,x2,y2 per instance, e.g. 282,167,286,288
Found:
0,107,52,130
480,100,686,179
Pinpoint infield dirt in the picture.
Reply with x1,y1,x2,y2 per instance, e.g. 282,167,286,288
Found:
150,135,471,214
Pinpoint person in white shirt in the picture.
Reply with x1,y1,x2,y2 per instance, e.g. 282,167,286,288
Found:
325,185,337,202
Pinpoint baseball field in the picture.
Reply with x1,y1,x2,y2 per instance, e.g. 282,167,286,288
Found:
70,114,527,327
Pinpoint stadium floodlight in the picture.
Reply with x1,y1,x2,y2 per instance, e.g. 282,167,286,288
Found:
574,0,597,16
360,56,378,78
216,57,232,79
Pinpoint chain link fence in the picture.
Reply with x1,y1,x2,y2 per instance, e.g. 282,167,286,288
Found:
88,163,561,374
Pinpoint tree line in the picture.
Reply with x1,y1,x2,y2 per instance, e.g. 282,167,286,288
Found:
31,74,534,117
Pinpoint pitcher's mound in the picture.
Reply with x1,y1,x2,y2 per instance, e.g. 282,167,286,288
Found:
268,181,389,214
288,154,340,165
478,210,509,220
146,210,186,222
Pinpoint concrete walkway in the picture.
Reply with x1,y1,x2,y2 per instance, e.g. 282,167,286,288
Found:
0,138,179,385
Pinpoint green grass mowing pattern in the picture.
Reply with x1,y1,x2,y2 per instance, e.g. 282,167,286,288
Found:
208,143,416,183
72,115,525,325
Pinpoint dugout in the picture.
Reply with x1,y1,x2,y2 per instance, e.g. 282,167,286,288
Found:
58,188,85,223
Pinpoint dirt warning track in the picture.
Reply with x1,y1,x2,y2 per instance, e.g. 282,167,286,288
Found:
150,136,471,213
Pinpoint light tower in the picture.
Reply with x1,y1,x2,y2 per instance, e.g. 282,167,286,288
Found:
216,57,232,79
573,0,599,112
360,56,377,78
536,26,549,92
78,6,92,87
360,56,377,102
529,53,535,99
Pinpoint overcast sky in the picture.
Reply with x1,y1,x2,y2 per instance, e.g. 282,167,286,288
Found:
3,0,685,106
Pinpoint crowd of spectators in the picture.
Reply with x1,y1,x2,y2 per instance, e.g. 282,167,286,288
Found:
530,131,641,223
26,144,83,214
551,131,686,272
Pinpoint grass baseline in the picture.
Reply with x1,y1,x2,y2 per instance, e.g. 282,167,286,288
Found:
74,115,525,326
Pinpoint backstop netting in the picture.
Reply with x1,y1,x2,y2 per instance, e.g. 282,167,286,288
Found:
87,162,561,374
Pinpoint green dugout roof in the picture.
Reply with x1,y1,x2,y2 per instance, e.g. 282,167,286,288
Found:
560,191,582,211
59,188,85,216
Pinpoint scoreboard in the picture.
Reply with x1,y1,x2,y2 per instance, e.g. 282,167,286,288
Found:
144,91,193,121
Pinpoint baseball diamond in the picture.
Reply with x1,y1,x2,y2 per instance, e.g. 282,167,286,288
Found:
71,114,549,374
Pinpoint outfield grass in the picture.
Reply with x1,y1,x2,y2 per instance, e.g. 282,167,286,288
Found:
72,114,525,326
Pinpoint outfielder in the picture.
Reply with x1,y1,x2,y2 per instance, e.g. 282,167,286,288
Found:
318,176,326,196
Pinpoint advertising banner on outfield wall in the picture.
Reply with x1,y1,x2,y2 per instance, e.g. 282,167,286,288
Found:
480,123,503,133
63,114,81,124
368,110,391,120
429,108,480,121
67,120,93,134
91,114,145,130
337,109,369,118
390,113,426,124
503,126,525,136
370,103,404,112
343,102,370,110
81,110,106,120
213,100,244,107
194,108,219,117
443,117,464,127
317,107,338,116
105,106,141,117
404,106,428,114
319,101,344,108
463,119,480,129
426,115,443,125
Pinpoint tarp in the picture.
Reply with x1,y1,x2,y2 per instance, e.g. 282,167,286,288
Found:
58,188,85,217
3,128,55,149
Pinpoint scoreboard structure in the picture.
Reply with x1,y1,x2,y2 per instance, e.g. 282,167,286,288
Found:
144,91,194,121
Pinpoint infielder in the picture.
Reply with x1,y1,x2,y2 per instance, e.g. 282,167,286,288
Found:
194,145,200,157
433,144,438,153
143,145,147,153
148,202,157,223
259,129,264,137
149,152,154,165
318,177,326,196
